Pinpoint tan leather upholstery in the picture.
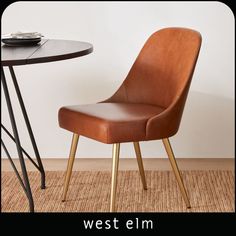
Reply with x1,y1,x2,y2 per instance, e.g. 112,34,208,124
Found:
59,103,164,143
59,27,202,144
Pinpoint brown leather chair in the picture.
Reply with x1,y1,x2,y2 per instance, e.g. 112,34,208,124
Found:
59,27,202,212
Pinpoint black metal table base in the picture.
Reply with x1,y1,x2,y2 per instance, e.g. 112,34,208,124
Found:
1,66,46,212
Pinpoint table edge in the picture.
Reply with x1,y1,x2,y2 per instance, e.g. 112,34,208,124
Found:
1,40,93,66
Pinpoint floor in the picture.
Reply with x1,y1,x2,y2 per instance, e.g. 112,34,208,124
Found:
2,158,234,171
2,170,234,212
2,158,234,213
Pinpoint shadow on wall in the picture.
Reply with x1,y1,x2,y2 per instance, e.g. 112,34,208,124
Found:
177,90,234,158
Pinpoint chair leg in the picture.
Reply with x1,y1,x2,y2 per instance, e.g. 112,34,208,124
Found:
62,133,79,202
162,138,191,208
110,143,120,212
133,142,147,190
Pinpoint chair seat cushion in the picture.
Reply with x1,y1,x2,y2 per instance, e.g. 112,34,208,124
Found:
58,102,164,143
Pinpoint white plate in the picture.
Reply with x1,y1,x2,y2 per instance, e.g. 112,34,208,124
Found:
2,31,43,40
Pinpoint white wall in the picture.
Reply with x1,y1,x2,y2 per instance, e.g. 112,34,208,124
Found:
1,2,234,159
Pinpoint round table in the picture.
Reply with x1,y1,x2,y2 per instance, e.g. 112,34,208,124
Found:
1,39,93,212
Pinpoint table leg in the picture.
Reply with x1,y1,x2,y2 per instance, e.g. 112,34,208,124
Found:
9,66,46,189
1,124,43,172
1,140,29,196
1,68,34,212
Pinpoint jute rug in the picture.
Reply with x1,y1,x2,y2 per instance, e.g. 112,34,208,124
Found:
1,170,234,212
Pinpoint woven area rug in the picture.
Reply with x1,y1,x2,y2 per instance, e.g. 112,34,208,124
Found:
1,170,234,212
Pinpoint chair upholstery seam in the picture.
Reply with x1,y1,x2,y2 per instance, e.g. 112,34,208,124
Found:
123,83,129,102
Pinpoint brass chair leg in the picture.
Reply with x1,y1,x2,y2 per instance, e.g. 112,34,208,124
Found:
110,143,120,212
162,138,191,208
133,142,147,190
62,133,79,202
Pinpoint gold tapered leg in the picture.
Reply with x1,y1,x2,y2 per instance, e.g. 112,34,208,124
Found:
133,142,147,190
62,133,79,202
162,138,191,208
110,143,120,212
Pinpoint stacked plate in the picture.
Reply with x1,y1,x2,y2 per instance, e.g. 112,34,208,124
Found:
2,31,44,46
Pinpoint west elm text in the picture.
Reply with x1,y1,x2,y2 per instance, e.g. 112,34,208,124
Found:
83,218,154,230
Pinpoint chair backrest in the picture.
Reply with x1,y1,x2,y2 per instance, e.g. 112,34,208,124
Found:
104,27,202,139
106,27,202,110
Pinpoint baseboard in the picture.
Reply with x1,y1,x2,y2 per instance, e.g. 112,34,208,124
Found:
1,158,234,171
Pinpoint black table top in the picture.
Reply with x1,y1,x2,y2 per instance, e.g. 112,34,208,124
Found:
1,39,93,66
